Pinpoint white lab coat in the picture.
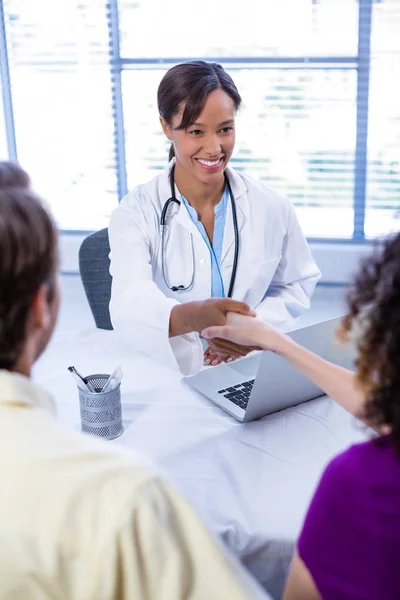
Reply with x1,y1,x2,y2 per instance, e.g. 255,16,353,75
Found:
109,162,321,375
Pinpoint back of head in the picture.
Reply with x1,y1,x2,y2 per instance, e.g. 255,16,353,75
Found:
0,161,58,369
157,61,242,161
340,230,400,450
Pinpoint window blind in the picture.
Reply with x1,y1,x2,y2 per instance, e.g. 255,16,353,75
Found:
2,0,117,230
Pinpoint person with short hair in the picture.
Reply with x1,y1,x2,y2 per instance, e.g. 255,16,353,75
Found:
0,161,266,600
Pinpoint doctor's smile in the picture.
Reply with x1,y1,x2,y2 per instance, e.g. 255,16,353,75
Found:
195,157,225,172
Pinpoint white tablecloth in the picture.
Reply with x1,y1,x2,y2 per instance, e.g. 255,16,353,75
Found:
34,329,368,599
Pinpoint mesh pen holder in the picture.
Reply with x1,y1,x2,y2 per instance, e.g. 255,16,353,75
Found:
78,374,123,441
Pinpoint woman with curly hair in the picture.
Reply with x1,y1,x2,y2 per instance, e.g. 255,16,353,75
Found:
202,232,400,599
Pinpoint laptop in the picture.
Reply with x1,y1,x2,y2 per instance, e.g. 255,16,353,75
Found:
184,314,356,422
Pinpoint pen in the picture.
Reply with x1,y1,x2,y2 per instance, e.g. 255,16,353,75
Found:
68,366,96,393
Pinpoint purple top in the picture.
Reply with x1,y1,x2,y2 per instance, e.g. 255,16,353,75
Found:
298,436,400,600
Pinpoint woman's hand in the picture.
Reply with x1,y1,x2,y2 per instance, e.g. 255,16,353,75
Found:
203,312,271,366
202,311,289,353
205,313,377,426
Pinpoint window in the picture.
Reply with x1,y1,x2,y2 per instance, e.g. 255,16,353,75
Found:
0,0,399,241
365,0,400,237
0,71,8,157
122,67,357,238
1,0,116,230
119,0,359,58
118,0,399,240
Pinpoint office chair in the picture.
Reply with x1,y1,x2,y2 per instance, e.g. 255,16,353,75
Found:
79,228,113,330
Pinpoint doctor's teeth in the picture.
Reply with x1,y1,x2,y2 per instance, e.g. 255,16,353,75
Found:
198,159,220,166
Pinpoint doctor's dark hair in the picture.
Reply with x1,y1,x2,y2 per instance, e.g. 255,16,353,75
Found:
157,61,242,161
339,230,400,453
0,161,58,369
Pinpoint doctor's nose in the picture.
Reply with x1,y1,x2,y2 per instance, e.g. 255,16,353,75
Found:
203,134,221,156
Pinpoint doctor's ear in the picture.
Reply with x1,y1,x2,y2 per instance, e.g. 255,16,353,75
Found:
160,116,173,141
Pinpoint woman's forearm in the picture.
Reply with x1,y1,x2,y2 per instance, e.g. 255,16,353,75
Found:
267,333,365,418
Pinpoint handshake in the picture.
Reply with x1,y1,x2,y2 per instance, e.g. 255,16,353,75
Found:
170,298,263,367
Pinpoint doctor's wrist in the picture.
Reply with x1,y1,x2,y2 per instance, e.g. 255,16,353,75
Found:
169,302,200,337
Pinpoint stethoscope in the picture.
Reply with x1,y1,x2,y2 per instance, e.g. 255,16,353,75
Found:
160,164,239,297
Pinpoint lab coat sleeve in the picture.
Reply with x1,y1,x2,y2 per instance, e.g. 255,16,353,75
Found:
255,206,321,331
108,194,203,375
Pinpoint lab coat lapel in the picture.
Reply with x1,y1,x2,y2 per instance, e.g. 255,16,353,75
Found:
157,162,201,238
220,167,247,266
158,167,202,295
158,162,248,284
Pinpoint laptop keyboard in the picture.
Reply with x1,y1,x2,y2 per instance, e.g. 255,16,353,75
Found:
217,380,255,410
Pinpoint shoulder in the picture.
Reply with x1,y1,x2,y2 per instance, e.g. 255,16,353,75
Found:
119,169,167,210
300,438,393,531
230,168,293,211
109,168,169,233
316,439,380,494
54,423,160,532
25,418,161,553
50,418,156,494
323,436,397,484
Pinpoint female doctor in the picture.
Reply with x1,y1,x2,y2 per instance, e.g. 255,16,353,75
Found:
109,61,320,375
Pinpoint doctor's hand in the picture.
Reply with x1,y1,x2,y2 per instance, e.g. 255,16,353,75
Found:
170,298,256,338
203,343,254,367
202,312,288,354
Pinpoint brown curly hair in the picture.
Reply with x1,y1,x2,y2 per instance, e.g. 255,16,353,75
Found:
339,231,400,450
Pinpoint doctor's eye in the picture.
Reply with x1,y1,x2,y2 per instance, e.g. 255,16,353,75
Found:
188,129,203,136
220,127,234,134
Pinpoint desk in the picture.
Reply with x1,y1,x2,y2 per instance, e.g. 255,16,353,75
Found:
34,329,368,600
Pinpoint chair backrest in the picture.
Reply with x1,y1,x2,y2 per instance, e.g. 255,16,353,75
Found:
79,228,113,330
